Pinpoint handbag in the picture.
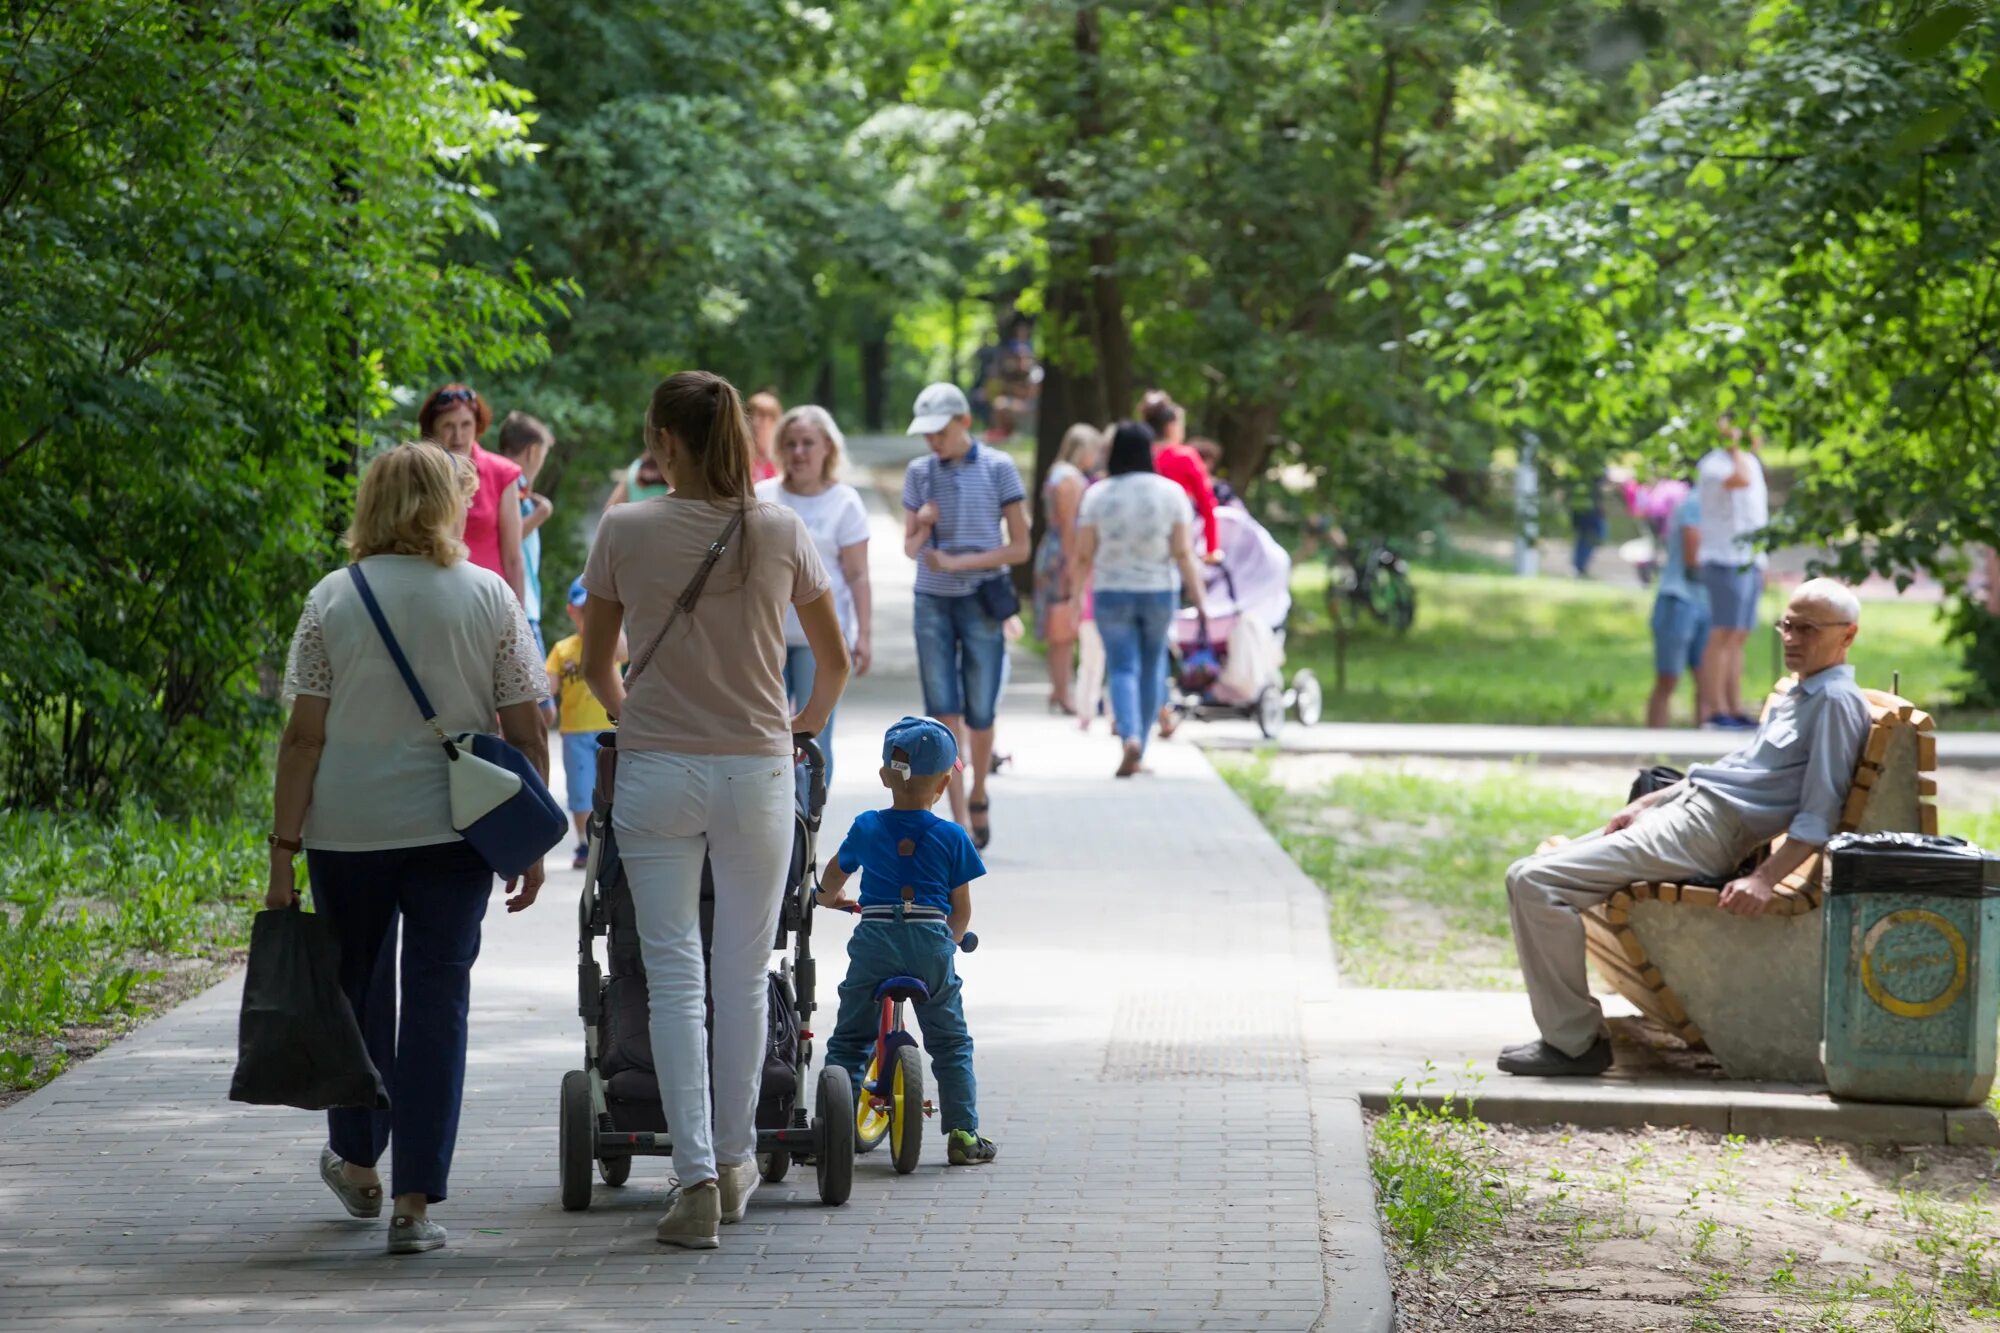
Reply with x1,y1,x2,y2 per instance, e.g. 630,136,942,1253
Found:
228,905,389,1111
346,564,566,879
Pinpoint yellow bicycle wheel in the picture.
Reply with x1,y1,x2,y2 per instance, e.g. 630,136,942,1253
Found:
854,1052,890,1153
889,1045,924,1175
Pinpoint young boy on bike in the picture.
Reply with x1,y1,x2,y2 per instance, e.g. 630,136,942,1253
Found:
816,716,997,1165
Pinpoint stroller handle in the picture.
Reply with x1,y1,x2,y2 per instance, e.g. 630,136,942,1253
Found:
793,733,828,823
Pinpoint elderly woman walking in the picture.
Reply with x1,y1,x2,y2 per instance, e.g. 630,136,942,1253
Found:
581,371,849,1249
269,442,550,1255
1068,422,1207,777
419,384,527,607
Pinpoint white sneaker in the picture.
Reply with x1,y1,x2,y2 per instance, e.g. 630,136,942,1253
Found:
655,1180,720,1249
717,1158,759,1224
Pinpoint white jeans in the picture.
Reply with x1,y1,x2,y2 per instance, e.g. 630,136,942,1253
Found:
612,750,794,1184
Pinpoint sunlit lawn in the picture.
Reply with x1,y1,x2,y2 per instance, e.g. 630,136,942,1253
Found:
1285,565,1984,728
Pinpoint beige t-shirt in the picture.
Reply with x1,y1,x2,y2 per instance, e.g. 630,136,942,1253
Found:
583,496,830,757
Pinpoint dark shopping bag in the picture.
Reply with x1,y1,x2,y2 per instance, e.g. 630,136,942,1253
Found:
228,906,389,1111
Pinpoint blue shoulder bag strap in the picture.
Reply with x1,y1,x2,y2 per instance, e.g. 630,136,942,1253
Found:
346,564,457,757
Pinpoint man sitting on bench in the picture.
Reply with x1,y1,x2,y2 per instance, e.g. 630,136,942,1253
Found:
1499,578,1872,1077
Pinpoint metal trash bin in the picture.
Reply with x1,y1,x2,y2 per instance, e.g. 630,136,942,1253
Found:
1822,833,2000,1106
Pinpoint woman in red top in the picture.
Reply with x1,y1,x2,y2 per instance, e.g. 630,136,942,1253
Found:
1138,390,1219,558
419,384,526,605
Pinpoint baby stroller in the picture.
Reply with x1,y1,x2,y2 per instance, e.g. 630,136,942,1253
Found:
1167,506,1322,739
557,733,855,1210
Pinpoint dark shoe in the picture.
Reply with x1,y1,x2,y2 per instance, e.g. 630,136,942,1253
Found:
968,799,991,850
1496,1037,1613,1077
571,843,589,871
1115,740,1142,778
947,1130,997,1166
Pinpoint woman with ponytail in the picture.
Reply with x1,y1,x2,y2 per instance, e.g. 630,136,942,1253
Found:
579,371,850,1249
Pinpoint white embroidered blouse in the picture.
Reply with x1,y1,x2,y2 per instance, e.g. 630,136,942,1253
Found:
283,554,548,852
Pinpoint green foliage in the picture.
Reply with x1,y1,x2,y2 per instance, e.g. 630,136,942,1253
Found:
1,0,562,814
0,805,265,1088
1370,1074,1514,1267
1380,0,2000,684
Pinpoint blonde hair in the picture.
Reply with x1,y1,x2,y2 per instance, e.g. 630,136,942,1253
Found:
1057,422,1104,469
775,404,847,484
345,442,477,566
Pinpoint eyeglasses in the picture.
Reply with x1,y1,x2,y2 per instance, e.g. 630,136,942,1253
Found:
1774,616,1851,638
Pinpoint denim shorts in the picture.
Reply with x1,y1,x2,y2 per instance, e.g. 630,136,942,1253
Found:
1650,593,1710,677
561,731,599,815
913,592,1007,731
1699,563,1763,631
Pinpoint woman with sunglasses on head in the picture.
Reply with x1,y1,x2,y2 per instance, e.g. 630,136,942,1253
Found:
580,371,850,1249
419,384,526,608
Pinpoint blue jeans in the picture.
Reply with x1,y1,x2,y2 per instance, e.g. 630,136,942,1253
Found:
825,918,978,1133
913,593,1007,732
1095,589,1176,751
783,644,837,804
307,840,493,1203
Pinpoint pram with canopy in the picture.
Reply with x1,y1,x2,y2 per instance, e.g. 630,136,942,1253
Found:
1167,506,1322,738
557,733,855,1210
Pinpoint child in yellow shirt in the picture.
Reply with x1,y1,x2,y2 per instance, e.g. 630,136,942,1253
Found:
547,577,625,868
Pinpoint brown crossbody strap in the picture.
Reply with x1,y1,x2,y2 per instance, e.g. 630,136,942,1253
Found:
622,507,746,693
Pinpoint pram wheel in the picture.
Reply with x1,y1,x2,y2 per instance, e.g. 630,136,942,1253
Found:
1291,669,1323,727
559,1069,594,1212
1256,685,1286,739
814,1066,855,1205
759,1150,790,1184
890,1044,925,1176
597,1155,631,1187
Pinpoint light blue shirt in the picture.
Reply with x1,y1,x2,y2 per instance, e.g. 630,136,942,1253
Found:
1655,493,1705,605
1688,664,1872,846
519,495,542,624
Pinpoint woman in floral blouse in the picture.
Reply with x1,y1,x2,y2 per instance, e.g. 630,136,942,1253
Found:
269,441,550,1256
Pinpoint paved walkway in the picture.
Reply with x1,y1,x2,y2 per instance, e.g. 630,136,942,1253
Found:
0,464,1391,1330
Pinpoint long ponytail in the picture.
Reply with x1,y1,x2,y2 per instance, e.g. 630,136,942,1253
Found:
645,370,757,578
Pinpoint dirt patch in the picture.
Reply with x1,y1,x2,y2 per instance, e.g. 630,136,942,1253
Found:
0,949,242,1112
1388,1121,2000,1332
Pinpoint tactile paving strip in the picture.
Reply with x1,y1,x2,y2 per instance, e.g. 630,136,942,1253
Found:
1101,989,1306,1082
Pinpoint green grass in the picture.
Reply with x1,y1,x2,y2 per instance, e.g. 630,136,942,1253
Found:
1370,1073,1515,1270
0,807,264,1091
1217,754,1606,988
1288,565,1983,728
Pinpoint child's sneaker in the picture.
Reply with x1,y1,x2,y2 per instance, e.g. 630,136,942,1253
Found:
571,843,589,870
946,1130,997,1166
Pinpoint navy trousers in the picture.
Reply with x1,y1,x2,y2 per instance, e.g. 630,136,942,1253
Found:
306,840,492,1203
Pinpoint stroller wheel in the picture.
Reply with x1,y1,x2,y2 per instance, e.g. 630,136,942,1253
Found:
1255,685,1286,740
759,1150,790,1184
597,1155,631,1187
1291,669,1323,727
814,1066,855,1206
559,1070,594,1212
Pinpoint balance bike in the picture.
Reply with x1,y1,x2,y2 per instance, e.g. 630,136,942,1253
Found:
853,932,977,1174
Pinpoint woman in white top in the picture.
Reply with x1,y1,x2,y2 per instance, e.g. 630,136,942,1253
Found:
581,371,848,1249
1032,423,1103,715
755,405,871,792
269,442,550,1256
1068,421,1206,777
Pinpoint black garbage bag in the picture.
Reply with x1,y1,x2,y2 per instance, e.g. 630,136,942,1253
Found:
228,907,389,1111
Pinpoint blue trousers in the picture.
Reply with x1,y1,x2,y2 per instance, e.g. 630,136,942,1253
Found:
307,840,492,1203
824,919,978,1133
783,644,837,805
1095,589,1176,752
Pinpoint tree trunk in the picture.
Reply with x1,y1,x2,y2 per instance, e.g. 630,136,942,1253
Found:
1073,5,1134,420
1213,398,1281,490
861,331,888,432
814,352,836,414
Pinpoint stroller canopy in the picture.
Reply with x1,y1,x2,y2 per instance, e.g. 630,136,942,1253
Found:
1202,506,1292,629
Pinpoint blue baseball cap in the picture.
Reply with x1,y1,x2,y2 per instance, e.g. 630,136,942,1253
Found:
882,716,959,777
568,576,588,607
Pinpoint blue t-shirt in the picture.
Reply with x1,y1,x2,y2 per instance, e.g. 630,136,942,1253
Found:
1656,492,1706,606
837,809,986,912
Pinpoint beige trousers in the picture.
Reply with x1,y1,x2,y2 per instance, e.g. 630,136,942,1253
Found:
1505,788,1761,1057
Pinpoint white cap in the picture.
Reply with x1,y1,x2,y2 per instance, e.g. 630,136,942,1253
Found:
906,382,971,436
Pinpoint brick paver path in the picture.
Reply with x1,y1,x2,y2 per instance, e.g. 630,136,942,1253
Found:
0,477,1387,1331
